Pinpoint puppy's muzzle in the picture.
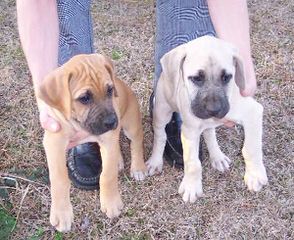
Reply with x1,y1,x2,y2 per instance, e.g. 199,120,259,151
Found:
191,91,230,119
205,97,224,117
83,108,118,136
102,112,118,130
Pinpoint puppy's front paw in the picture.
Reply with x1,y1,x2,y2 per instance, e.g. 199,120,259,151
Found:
146,157,163,176
244,165,268,191
100,194,123,219
211,153,231,172
50,203,73,232
178,176,203,203
130,160,147,181
131,169,147,181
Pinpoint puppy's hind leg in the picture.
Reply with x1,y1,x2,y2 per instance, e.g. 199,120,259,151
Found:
122,103,147,181
203,128,231,172
146,90,173,176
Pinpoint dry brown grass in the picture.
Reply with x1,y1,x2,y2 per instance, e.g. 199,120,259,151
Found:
0,0,293,239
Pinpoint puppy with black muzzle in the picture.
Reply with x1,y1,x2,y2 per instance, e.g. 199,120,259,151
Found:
37,54,147,232
147,36,268,203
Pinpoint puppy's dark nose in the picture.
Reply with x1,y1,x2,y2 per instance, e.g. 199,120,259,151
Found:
206,101,221,116
103,113,118,130
207,108,221,116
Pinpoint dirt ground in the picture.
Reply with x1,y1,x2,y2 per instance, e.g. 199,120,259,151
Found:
0,0,293,239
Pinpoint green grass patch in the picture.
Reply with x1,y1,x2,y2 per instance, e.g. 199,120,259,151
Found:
111,50,123,60
54,231,63,240
0,207,16,240
126,208,136,217
28,227,45,240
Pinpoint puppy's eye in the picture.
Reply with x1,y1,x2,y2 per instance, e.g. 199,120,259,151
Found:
106,85,114,98
77,91,93,105
221,73,232,84
189,71,205,87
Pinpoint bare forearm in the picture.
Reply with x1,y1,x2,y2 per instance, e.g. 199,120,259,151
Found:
207,0,256,96
17,0,59,88
207,0,251,58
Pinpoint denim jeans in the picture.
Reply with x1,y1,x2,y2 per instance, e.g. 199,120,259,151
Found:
57,0,93,65
57,0,215,84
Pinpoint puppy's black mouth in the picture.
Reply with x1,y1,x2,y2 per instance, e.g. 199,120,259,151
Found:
81,111,118,136
191,94,230,119
192,108,229,119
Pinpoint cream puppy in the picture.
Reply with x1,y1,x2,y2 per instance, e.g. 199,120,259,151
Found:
147,36,268,203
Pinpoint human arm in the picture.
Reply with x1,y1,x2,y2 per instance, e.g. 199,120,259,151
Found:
207,0,256,96
17,0,89,147
17,0,60,131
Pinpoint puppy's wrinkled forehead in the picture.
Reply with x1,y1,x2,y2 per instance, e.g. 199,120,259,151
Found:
64,54,113,98
184,40,235,79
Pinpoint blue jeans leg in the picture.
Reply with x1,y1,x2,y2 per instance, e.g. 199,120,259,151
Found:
155,0,216,85
57,0,94,66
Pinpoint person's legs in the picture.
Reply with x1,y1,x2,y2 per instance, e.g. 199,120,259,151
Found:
57,0,102,190
154,0,216,167
155,0,215,83
57,0,93,65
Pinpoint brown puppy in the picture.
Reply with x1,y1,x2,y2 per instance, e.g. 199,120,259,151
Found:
37,54,147,232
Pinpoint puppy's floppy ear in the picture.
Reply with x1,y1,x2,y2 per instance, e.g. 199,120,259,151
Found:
100,54,118,97
37,68,72,120
160,43,187,88
233,54,245,92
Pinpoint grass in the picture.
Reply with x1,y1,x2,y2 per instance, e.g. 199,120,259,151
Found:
54,232,63,240
28,227,45,240
0,208,16,240
0,0,293,239
111,50,124,60
120,233,150,240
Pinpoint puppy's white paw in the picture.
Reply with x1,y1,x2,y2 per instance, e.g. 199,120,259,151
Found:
211,153,231,172
244,165,268,192
50,203,73,232
178,176,203,203
146,157,163,176
100,194,123,219
131,169,147,181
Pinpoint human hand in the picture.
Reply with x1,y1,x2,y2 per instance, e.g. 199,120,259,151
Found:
222,59,257,128
222,120,236,128
240,55,257,97
241,78,256,97
39,104,60,132
241,63,257,97
38,103,90,149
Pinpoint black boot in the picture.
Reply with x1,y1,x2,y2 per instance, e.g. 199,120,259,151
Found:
67,142,102,190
